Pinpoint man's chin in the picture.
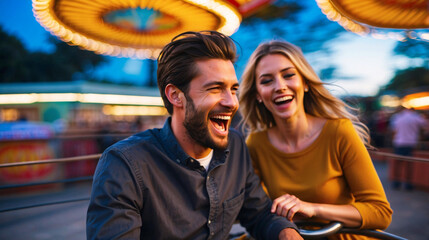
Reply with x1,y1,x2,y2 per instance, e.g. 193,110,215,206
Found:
213,144,228,151
212,138,229,150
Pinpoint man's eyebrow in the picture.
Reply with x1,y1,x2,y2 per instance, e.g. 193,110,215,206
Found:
202,81,226,88
202,80,239,89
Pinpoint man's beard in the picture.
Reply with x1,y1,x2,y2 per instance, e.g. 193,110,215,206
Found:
183,97,230,150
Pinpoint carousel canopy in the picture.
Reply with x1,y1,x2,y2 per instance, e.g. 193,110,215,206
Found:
32,0,273,59
316,0,429,41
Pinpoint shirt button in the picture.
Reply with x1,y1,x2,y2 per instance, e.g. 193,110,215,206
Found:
208,220,211,225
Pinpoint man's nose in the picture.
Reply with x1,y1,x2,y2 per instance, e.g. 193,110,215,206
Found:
220,90,238,109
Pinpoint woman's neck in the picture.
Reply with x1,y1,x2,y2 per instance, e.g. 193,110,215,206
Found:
268,114,325,153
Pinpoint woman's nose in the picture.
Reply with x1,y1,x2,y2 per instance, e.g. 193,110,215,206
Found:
274,78,287,92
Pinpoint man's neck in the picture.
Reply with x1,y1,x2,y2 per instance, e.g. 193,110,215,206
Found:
170,115,212,159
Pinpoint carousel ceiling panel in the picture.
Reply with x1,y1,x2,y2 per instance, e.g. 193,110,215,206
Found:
316,0,429,41
32,0,242,59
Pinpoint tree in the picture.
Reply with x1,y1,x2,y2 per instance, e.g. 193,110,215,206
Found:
0,26,106,83
0,25,31,83
393,38,429,68
380,67,429,95
50,37,106,80
240,0,342,52
233,0,344,79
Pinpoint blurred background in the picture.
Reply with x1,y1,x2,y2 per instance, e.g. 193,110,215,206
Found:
0,0,428,239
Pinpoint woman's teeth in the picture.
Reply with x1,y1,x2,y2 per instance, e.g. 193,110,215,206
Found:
274,96,293,104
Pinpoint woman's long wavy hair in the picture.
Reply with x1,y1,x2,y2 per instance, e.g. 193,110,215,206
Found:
238,40,371,146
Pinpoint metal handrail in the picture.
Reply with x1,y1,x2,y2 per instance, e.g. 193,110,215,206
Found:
368,150,429,163
0,197,90,213
1,150,427,169
0,176,93,190
0,132,132,143
0,154,98,212
0,153,101,168
299,222,343,239
298,222,407,240
339,228,407,240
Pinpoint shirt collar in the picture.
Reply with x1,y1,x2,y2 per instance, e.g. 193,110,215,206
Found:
159,117,230,169
160,117,189,166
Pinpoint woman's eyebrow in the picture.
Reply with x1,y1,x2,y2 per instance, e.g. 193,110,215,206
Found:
280,67,295,72
258,67,295,78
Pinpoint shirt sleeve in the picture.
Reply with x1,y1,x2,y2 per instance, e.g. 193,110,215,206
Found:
238,135,299,239
337,119,393,229
86,148,144,239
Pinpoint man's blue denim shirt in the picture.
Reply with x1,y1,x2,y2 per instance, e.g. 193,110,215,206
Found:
87,118,297,239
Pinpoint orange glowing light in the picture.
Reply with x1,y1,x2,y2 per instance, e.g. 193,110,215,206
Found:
402,91,429,110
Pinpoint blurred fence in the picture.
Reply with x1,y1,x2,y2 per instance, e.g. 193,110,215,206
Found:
1,137,427,239
0,136,428,212
0,133,130,189
1,142,422,239
370,148,429,190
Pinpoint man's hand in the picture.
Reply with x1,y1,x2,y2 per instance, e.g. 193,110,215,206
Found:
279,228,303,240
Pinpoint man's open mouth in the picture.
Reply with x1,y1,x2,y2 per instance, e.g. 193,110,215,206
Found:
210,115,230,132
274,96,293,105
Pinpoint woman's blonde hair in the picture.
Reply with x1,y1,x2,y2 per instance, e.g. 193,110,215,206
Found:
239,40,371,146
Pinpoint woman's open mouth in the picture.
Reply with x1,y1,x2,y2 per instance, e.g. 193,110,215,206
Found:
274,95,294,105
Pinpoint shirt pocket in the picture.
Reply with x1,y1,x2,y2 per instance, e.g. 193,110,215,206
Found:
222,190,245,236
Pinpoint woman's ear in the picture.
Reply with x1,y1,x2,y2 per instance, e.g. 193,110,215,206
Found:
165,84,185,108
256,94,262,103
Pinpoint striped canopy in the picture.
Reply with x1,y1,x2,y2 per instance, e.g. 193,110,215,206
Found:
32,0,273,59
316,0,429,41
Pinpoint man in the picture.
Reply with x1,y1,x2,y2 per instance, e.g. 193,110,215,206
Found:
86,31,302,239
390,106,428,190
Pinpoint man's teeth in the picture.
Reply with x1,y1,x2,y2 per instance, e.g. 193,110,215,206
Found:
212,115,231,120
213,123,225,131
274,96,293,103
211,115,230,131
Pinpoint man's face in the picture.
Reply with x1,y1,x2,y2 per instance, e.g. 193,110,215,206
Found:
183,59,239,150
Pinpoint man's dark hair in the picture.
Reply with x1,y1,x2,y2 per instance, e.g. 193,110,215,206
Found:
157,31,237,114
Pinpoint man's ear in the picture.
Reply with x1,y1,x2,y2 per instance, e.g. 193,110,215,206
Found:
165,84,185,108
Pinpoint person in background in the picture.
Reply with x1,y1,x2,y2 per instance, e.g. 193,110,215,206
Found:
390,106,428,190
87,31,302,240
239,40,392,239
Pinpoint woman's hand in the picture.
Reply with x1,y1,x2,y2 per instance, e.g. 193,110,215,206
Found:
271,194,316,221
271,194,363,227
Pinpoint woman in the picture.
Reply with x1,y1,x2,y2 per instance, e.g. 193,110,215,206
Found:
239,41,392,239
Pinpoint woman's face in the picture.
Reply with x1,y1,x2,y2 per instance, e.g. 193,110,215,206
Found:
255,53,307,121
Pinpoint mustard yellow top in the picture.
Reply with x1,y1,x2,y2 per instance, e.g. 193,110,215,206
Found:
247,119,392,236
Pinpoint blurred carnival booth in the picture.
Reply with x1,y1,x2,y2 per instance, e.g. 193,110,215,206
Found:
0,121,58,187
0,81,168,188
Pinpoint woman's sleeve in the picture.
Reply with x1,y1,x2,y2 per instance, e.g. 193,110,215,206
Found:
246,134,269,194
337,119,393,229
